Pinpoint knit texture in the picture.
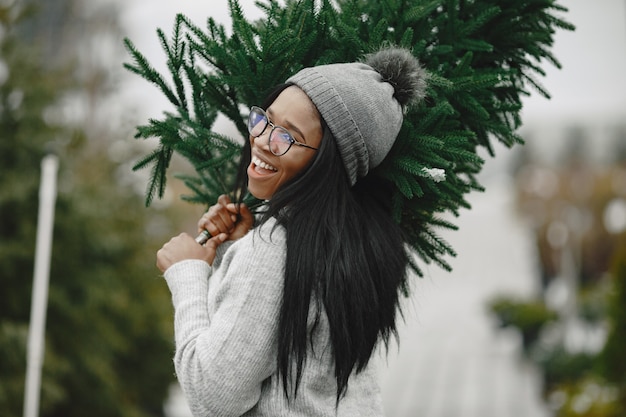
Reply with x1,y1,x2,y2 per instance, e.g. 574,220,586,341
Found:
288,63,400,185
163,218,384,416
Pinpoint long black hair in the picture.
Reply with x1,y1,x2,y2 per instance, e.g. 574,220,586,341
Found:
234,84,408,401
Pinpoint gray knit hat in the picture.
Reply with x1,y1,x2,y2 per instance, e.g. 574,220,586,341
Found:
287,47,427,185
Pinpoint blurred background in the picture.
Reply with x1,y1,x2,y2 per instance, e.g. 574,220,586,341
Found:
1,1,625,417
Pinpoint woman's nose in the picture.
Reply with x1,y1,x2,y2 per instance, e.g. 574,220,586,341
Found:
252,132,270,151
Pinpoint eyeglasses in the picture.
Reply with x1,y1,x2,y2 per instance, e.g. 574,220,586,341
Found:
247,106,318,156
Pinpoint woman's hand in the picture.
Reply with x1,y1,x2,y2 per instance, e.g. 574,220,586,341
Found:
197,194,254,242
156,232,227,273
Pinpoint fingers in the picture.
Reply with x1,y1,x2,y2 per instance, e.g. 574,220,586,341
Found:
217,194,232,206
226,202,254,241
157,233,204,272
156,232,228,273
218,194,237,223
197,195,237,236
237,203,254,226
207,207,234,237
197,194,255,243
204,233,227,253
239,203,253,223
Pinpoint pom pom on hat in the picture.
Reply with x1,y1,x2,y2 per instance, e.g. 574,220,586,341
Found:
288,47,427,185
365,48,428,107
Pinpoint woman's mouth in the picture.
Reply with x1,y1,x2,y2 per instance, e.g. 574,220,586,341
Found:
251,155,278,174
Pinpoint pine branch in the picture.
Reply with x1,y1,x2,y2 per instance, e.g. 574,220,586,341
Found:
123,38,180,107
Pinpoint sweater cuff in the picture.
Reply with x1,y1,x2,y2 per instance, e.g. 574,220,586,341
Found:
163,259,211,306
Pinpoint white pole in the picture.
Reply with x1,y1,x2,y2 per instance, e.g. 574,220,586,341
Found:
23,154,59,417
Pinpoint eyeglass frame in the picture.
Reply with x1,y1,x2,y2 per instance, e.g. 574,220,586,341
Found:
247,106,319,156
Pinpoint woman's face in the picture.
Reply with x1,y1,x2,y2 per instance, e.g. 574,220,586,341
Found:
247,86,323,200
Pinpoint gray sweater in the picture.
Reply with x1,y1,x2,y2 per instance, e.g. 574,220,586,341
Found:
163,217,384,416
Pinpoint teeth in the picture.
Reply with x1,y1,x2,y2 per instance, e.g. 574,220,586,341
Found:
252,156,277,171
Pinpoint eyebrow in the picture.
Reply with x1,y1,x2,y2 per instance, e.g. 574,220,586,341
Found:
266,108,307,143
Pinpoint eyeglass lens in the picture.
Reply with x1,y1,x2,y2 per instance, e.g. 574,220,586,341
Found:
248,107,293,156
248,109,267,137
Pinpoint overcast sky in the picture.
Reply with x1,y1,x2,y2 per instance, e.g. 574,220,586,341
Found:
118,0,626,135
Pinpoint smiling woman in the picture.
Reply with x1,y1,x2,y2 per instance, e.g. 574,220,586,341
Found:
155,47,428,416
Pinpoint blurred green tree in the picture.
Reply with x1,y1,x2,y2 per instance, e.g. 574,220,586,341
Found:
602,237,626,413
0,2,177,416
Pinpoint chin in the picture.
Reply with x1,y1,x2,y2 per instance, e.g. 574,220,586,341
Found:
248,184,272,201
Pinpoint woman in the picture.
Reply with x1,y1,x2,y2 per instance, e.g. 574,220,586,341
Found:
157,47,427,416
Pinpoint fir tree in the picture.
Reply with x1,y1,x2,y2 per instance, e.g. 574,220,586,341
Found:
124,0,574,277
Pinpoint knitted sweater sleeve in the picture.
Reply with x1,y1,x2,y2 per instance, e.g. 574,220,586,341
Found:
163,225,285,417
